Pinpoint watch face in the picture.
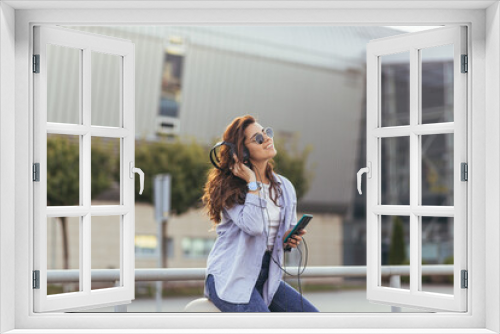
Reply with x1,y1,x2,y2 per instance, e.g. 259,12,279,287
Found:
248,182,258,191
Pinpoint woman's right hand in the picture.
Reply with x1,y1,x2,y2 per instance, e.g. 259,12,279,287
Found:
230,154,256,183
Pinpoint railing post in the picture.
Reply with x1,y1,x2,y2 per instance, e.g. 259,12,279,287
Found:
156,281,162,312
114,280,128,312
45,265,453,313
389,275,402,312
114,304,128,312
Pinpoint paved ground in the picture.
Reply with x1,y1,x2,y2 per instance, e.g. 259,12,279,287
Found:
81,285,453,313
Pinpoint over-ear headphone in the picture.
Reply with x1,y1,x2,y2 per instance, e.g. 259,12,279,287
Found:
209,141,251,171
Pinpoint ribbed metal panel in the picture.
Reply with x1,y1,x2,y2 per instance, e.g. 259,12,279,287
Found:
111,25,401,72
179,43,365,206
65,26,164,138
50,26,406,211
46,43,80,124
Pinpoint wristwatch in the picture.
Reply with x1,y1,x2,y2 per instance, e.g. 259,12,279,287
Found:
247,181,262,191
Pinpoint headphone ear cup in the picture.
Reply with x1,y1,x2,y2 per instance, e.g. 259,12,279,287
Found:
243,146,250,163
222,142,235,160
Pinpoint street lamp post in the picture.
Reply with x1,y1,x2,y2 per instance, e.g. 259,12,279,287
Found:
154,174,171,312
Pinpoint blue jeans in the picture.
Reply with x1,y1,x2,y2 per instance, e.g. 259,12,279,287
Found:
206,251,319,312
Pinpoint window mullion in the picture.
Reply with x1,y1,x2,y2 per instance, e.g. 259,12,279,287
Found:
122,51,135,293
410,46,420,294
82,47,91,294
453,26,468,309
372,205,411,215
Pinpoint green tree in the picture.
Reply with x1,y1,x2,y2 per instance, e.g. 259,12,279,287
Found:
91,137,119,199
389,216,407,265
134,138,210,214
47,136,118,269
135,134,314,211
47,136,80,207
272,135,314,201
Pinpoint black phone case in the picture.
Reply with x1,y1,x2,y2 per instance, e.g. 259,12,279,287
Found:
284,214,313,244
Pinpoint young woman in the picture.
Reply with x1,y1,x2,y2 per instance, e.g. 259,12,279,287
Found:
202,115,319,312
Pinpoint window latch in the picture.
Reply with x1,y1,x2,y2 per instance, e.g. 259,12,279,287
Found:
129,162,144,195
357,162,372,195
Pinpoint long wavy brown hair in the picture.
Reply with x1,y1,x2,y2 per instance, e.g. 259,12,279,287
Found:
202,115,282,229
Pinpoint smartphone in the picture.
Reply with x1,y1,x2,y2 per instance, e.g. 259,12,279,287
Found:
284,214,313,244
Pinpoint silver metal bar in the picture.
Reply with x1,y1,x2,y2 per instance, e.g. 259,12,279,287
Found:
46,265,453,283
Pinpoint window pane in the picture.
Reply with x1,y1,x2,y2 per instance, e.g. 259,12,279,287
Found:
47,134,80,206
381,52,410,127
421,217,454,295
91,216,121,290
421,44,454,124
47,216,80,295
91,137,121,206
380,215,410,289
421,134,454,206
381,137,410,205
47,44,81,124
91,51,122,127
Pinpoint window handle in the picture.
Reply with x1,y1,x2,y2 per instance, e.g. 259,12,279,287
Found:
129,162,145,195
357,162,371,195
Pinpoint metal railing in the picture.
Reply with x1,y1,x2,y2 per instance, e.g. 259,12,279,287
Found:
47,265,453,313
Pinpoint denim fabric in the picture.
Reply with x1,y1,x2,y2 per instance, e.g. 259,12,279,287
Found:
206,251,319,312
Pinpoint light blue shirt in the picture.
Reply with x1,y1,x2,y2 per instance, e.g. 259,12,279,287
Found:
204,173,298,305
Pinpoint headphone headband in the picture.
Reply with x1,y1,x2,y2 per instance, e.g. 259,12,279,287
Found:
210,141,236,171
210,141,251,171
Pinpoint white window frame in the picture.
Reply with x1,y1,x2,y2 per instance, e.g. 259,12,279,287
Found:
33,25,136,312
1,2,499,333
365,26,467,312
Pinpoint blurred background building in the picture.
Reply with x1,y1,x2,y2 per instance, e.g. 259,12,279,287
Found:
45,26,454,297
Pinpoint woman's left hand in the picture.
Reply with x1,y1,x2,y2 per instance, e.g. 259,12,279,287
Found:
283,228,306,249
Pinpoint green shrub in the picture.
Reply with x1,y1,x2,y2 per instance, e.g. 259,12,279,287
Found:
134,137,210,214
272,136,314,201
389,216,407,265
47,134,314,216
47,135,118,206
444,256,454,284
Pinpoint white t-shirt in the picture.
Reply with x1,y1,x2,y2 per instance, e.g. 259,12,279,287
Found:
261,183,281,251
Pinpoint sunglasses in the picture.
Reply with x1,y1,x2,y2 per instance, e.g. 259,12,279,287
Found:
247,127,274,145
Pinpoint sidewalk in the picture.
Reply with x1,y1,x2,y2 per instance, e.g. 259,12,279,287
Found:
82,288,436,313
